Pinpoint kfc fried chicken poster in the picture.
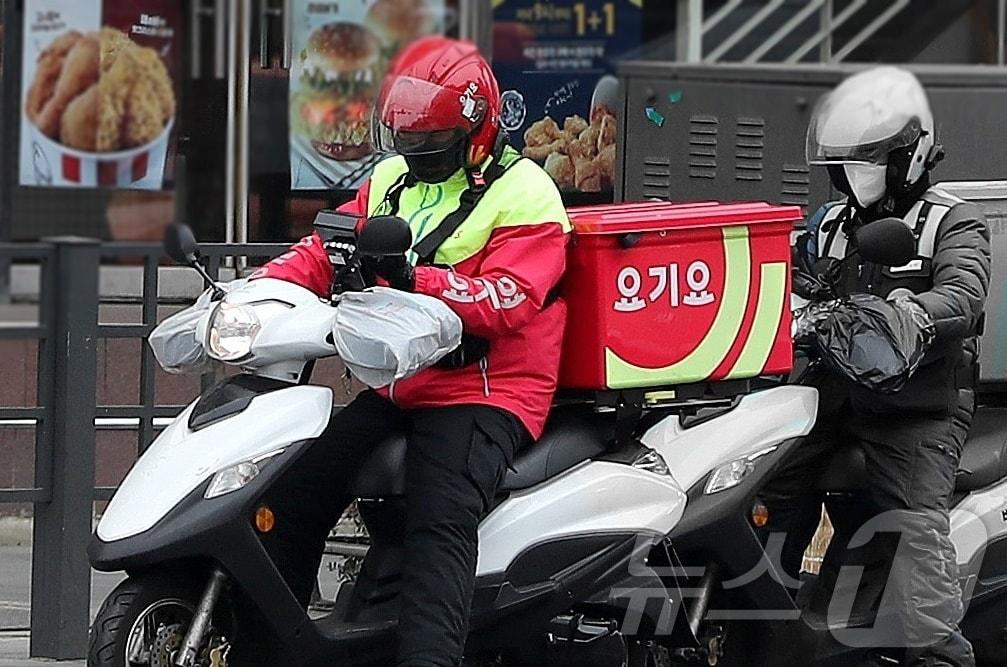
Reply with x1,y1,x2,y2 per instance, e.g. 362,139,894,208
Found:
288,0,445,191
19,0,180,190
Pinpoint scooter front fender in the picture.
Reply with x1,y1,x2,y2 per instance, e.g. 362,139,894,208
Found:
96,384,333,543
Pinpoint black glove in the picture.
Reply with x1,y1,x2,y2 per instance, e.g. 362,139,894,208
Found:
793,299,839,343
367,254,415,292
435,334,490,369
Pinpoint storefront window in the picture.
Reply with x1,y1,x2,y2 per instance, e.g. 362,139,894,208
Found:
2,1,1002,246
247,0,463,241
3,0,185,242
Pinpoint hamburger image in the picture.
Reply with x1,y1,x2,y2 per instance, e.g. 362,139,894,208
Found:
293,22,380,161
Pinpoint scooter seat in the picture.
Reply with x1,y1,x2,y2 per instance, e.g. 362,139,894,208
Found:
347,404,612,497
815,407,1007,495
956,407,1007,492
500,405,613,492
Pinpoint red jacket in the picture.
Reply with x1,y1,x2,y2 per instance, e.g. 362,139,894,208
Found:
253,154,570,438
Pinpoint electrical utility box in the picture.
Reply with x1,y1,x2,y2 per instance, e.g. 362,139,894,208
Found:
615,62,1007,385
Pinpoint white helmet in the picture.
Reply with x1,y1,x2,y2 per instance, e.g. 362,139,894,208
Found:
806,66,938,209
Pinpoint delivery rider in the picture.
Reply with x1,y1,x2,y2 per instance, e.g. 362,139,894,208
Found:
250,37,571,667
764,66,990,667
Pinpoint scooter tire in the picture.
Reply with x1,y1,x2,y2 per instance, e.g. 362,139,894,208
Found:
87,573,205,667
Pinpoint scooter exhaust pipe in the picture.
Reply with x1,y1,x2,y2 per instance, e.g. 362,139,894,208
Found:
175,568,228,667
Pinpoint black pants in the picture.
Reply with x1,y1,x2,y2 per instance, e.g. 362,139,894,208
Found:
262,391,527,667
763,390,976,667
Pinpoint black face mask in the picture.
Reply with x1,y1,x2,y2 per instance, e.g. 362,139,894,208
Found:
403,140,466,184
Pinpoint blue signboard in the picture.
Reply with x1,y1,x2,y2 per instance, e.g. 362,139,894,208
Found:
492,0,642,193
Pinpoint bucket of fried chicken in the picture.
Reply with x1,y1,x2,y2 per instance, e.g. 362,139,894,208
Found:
24,27,176,188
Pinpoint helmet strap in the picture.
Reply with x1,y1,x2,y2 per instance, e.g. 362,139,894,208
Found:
464,129,510,188
925,142,945,170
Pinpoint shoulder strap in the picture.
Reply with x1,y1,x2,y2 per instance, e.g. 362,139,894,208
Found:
919,201,951,260
912,201,933,238
380,172,414,217
413,151,524,265
820,205,852,260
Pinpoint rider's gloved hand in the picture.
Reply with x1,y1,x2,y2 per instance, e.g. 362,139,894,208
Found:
369,254,415,292
887,289,936,351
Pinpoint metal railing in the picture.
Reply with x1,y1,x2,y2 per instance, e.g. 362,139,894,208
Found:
0,237,288,660
675,0,999,64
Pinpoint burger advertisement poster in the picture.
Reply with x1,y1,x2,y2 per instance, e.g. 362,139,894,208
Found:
19,0,180,190
493,0,642,195
289,0,446,191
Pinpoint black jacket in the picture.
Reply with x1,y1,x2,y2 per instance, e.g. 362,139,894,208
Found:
808,187,990,416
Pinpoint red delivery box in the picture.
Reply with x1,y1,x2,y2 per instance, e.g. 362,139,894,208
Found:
559,201,803,390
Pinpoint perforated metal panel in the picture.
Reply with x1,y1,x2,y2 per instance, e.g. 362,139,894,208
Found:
616,63,1007,212
688,115,718,181
642,157,672,200
781,163,811,207
734,116,765,183
938,181,1007,386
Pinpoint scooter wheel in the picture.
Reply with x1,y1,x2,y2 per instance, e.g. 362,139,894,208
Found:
87,573,218,667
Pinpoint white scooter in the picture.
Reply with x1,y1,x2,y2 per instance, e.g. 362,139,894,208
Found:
636,218,1007,666
87,219,817,667
89,216,1005,666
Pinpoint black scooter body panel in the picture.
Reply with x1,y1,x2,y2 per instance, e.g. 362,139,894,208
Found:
665,436,882,665
89,437,318,645
668,437,804,614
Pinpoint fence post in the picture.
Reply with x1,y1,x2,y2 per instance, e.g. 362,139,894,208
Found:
677,0,704,62
30,237,100,660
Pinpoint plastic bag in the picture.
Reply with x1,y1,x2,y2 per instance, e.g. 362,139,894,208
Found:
811,293,935,394
148,280,246,374
148,288,217,374
333,287,463,388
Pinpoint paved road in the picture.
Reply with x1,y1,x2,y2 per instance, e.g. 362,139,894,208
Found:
0,546,124,631
0,632,83,667
0,546,123,665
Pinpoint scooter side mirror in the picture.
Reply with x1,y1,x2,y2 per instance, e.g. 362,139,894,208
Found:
164,223,224,299
358,216,413,257
855,217,916,267
164,223,202,266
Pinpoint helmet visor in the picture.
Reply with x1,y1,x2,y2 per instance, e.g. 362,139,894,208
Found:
805,73,925,166
807,110,922,165
372,75,486,154
372,121,466,157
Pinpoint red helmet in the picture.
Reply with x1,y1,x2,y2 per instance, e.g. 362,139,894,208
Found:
373,37,501,168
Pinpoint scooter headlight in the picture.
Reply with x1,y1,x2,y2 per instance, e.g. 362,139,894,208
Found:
705,459,754,495
207,302,260,361
704,445,779,495
204,450,284,499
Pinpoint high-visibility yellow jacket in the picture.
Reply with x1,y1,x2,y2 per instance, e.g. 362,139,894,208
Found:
255,148,571,438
